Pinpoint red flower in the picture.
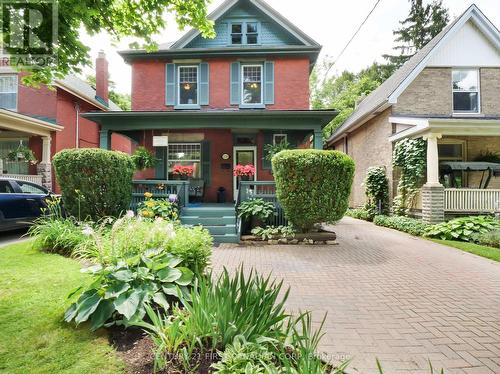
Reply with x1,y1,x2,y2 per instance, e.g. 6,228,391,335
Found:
172,164,194,176
233,164,256,177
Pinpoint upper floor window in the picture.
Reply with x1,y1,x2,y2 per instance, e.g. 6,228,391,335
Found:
178,66,198,106
452,69,479,114
230,22,259,45
0,75,18,110
242,65,262,105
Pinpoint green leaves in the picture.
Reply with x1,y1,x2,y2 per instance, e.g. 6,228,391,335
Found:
114,289,142,320
237,199,275,222
424,216,500,242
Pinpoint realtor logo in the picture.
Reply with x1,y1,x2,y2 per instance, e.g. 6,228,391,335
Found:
0,0,57,68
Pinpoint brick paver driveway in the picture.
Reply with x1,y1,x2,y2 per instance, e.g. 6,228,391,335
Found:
212,217,500,374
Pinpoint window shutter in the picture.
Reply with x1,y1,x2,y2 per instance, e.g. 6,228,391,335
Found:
199,62,209,106
264,61,274,105
262,132,273,170
155,148,166,179
230,62,240,105
201,140,211,186
165,63,176,105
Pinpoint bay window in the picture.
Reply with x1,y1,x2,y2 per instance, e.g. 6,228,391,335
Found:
452,69,479,114
178,66,198,106
241,65,262,105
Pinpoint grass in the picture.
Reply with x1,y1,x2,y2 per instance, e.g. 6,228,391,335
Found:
0,241,125,374
430,239,500,262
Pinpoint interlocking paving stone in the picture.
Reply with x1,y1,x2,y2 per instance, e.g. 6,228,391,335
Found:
212,217,500,373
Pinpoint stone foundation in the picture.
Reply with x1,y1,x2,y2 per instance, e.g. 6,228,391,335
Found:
37,162,52,190
422,184,445,224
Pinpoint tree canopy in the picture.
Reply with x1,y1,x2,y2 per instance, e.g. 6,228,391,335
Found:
4,0,215,85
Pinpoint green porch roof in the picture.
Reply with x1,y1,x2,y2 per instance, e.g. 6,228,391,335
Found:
82,109,337,131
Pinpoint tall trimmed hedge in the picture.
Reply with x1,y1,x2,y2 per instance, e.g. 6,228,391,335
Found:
53,148,135,220
272,149,355,231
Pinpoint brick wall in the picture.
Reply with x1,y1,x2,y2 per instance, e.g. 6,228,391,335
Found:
17,73,57,119
480,68,500,116
131,56,310,110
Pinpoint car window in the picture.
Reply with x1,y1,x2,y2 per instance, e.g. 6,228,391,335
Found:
17,181,47,194
0,180,14,193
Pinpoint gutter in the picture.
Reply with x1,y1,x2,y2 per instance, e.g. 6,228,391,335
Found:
54,81,109,111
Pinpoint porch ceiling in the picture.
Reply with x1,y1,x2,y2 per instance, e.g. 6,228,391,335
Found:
0,109,63,137
389,116,500,142
82,109,337,132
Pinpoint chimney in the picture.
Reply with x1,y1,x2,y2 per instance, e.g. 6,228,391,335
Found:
95,50,109,104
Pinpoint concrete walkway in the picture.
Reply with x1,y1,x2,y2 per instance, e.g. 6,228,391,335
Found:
212,217,500,374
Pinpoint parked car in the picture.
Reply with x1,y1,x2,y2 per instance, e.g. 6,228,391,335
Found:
0,178,53,232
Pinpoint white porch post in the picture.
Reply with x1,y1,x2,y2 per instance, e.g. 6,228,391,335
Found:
37,135,53,190
422,133,444,224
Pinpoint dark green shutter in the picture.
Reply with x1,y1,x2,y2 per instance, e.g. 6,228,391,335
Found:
199,62,209,105
201,140,211,186
264,61,274,105
165,63,176,105
230,62,240,105
262,132,273,170
155,148,166,179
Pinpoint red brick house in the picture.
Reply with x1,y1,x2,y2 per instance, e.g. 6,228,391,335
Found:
85,0,336,205
0,52,129,190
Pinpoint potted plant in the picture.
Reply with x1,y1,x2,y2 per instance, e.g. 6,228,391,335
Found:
131,146,158,171
172,164,194,180
237,198,275,233
233,164,256,189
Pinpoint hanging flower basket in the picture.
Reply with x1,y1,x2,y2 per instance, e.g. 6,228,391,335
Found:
7,145,38,165
233,164,256,177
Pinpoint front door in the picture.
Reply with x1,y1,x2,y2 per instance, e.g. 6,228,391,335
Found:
233,146,257,199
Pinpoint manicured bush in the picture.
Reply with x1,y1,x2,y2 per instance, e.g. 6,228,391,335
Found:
425,216,500,242
373,215,429,236
473,229,500,248
53,148,135,220
364,166,389,216
272,150,355,232
345,207,373,221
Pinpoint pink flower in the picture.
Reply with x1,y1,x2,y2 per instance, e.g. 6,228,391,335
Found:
172,164,194,176
233,164,256,177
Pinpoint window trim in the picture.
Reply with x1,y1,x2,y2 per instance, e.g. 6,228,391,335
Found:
0,74,18,111
166,142,202,180
273,133,287,145
228,21,260,46
176,65,200,109
451,68,480,115
240,64,264,108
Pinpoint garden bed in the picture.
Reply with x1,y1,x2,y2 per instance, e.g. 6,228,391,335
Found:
242,230,338,245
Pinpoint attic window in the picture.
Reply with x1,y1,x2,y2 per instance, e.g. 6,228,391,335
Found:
452,69,479,114
230,22,259,45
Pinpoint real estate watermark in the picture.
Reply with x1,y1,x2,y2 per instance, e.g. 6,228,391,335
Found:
0,0,57,68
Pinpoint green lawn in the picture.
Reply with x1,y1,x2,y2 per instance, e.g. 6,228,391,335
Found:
0,241,124,374
431,239,500,262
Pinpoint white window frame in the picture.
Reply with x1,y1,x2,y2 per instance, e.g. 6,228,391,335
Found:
241,64,263,106
273,133,287,145
167,142,202,180
0,75,18,111
452,68,480,115
177,65,199,108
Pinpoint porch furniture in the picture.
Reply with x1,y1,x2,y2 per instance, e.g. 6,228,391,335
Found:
189,178,205,203
440,161,500,189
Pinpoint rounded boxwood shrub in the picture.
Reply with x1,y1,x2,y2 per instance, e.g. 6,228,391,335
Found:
272,149,355,232
53,148,135,220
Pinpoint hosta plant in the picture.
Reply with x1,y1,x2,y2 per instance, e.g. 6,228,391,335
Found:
238,198,275,222
64,248,194,331
251,225,296,240
424,216,500,242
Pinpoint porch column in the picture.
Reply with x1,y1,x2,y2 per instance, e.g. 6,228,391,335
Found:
422,133,444,224
37,136,52,190
313,129,323,150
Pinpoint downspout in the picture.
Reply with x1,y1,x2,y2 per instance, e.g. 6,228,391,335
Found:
74,103,80,148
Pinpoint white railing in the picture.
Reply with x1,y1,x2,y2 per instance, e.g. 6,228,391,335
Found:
444,188,500,212
0,173,43,185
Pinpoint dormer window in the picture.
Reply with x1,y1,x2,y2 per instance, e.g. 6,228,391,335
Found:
452,69,479,114
230,22,259,45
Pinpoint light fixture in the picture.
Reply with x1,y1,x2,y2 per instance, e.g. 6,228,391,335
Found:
183,83,191,90
250,83,258,89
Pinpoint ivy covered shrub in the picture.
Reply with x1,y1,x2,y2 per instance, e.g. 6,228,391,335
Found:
373,215,429,236
272,150,355,232
53,148,135,220
392,138,426,215
425,216,500,242
364,166,390,218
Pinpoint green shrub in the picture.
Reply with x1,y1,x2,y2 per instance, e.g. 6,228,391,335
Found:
53,148,135,220
251,225,296,240
425,216,500,242
237,198,275,222
272,150,354,232
64,249,194,331
473,229,500,248
345,208,373,221
167,225,213,275
373,215,429,236
364,166,389,216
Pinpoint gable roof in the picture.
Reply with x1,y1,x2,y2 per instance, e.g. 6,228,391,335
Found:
171,0,320,49
326,4,500,145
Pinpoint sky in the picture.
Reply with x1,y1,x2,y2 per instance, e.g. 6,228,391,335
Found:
80,0,500,94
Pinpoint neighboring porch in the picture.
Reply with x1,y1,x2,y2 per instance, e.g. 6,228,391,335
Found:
0,109,62,189
390,116,500,222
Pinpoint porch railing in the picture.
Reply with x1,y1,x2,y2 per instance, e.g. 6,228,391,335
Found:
131,180,189,210
0,173,42,185
444,188,500,213
238,181,287,226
